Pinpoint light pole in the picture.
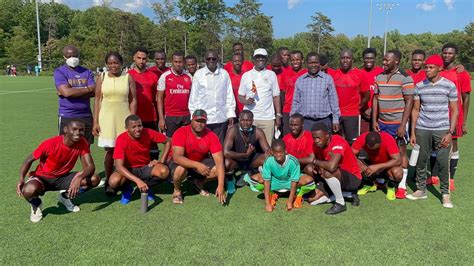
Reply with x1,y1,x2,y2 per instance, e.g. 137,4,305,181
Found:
377,2,399,55
367,0,373,47
35,0,42,70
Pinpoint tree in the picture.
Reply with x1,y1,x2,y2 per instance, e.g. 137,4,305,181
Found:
5,26,36,66
307,12,334,53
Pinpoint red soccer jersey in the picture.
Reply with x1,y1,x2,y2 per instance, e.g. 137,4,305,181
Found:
114,128,167,168
406,69,427,84
282,68,308,113
440,68,472,136
224,60,253,75
228,70,244,114
313,134,362,179
148,66,170,81
283,130,314,159
330,68,370,116
351,132,399,164
171,125,222,162
361,66,384,108
32,135,90,179
128,69,158,122
158,69,193,117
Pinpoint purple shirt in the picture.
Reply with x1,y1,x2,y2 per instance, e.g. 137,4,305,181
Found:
54,65,95,118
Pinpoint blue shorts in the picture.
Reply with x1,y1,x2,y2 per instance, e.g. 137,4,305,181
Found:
378,121,408,144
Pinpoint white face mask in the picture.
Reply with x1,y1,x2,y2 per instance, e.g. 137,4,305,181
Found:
65,57,80,68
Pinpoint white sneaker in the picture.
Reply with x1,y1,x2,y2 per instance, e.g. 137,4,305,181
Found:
406,190,428,200
98,179,106,187
442,194,453,208
58,194,80,212
30,204,43,223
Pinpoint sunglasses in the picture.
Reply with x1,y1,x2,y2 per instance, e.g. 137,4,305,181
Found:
206,57,217,61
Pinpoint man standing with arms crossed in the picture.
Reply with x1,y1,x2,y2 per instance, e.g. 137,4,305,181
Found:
54,45,95,145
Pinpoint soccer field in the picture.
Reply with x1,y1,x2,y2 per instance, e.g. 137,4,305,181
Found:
0,76,473,264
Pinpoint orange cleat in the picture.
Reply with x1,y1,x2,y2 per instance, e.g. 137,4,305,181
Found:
293,196,303,208
270,193,279,206
395,188,406,199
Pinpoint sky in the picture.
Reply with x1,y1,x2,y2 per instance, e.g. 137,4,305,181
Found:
47,0,473,38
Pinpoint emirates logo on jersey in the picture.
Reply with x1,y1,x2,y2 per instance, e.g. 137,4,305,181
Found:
170,84,190,95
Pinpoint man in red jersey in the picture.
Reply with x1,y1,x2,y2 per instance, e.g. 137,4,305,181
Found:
406,50,427,84
149,50,169,80
228,53,245,116
281,50,308,135
277,47,291,72
360,48,384,133
109,115,171,205
169,110,226,205
429,43,472,191
224,42,253,74
311,122,362,215
157,51,193,137
330,49,370,144
269,53,285,134
352,131,403,200
282,113,315,175
17,120,100,222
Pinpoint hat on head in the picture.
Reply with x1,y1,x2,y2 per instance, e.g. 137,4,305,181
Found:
425,54,443,67
192,109,207,121
253,48,268,57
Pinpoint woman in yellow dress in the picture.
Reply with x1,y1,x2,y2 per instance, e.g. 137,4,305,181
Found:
93,52,137,186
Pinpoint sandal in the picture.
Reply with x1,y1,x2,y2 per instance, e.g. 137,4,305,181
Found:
192,179,210,196
172,194,183,204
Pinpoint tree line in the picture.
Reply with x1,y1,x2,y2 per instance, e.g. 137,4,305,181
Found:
0,0,472,72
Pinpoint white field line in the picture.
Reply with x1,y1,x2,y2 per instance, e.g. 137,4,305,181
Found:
0,87,54,95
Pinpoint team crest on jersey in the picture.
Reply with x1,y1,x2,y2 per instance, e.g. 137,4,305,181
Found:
75,75,80,78
184,77,189,82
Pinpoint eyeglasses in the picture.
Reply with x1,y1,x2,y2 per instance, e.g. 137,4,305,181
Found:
206,57,217,61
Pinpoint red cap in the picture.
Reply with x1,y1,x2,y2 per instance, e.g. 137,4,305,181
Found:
425,55,443,67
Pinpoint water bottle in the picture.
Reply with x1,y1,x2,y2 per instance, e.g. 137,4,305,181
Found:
140,192,148,214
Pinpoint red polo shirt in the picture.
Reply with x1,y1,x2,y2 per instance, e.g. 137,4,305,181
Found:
330,68,370,116
171,125,222,162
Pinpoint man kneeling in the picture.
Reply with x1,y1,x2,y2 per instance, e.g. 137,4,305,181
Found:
16,120,100,222
244,140,316,212
223,110,270,192
352,131,403,200
311,123,362,215
109,115,171,204
169,109,226,205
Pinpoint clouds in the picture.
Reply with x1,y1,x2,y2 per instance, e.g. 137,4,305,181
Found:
287,0,301,10
443,0,455,10
416,1,436,11
416,0,455,12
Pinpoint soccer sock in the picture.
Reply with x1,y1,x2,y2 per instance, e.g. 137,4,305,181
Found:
450,151,459,180
310,195,330,205
297,181,316,196
387,180,396,188
28,197,42,207
430,151,439,177
399,168,408,189
325,177,344,205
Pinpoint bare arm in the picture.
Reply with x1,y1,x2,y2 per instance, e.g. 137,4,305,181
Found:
157,90,166,131
359,91,370,113
92,76,103,136
314,152,341,173
211,151,226,204
78,153,95,179
172,146,202,170
128,75,137,114
462,92,470,134
398,94,414,135
371,153,401,172
17,154,36,196
372,94,379,131
298,153,315,166
410,99,420,146
264,180,272,211
159,138,171,163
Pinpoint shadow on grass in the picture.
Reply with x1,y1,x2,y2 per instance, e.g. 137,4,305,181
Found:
42,204,71,217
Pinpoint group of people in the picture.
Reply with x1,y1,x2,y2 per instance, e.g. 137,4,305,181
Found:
16,42,470,222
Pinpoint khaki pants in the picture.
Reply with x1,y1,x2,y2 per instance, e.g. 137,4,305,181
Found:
254,119,275,145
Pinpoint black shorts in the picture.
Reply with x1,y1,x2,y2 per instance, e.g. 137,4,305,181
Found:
315,169,362,194
59,116,94,144
28,172,81,192
130,165,154,183
142,121,158,131
207,121,229,144
237,153,263,170
165,115,191,137
339,115,360,145
169,157,215,178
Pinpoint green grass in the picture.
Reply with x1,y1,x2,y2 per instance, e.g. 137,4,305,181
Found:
1,76,473,264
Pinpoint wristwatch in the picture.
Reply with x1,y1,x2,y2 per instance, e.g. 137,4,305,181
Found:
276,113,283,118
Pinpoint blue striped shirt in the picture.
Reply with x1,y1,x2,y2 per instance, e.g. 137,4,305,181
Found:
291,71,340,124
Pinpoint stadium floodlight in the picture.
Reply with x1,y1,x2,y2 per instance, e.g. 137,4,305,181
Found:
377,2,399,55
35,0,42,70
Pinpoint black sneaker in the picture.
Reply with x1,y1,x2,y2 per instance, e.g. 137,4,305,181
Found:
351,194,360,206
325,202,346,215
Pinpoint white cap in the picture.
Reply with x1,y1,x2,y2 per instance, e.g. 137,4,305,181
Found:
253,48,268,57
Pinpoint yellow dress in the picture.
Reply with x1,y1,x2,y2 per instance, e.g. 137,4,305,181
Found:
98,72,131,148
